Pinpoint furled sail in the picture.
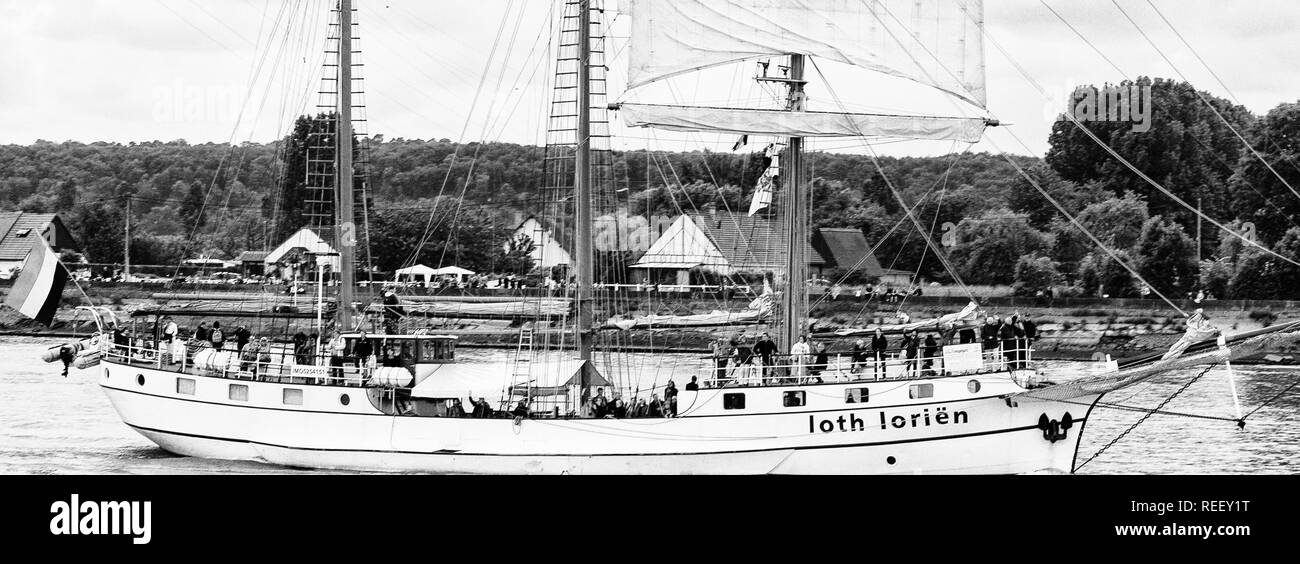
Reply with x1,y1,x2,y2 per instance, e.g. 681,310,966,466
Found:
619,103,989,142
603,287,775,331
623,0,988,108
829,301,982,337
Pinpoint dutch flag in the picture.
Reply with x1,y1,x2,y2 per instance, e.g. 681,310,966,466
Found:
4,235,68,326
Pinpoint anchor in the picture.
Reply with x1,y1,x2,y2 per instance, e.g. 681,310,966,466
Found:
1037,412,1074,443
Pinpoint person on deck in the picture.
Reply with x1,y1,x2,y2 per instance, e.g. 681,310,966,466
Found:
754,333,778,380
664,379,678,403
998,318,1018,370
851,339,868,374
647,394,664,418
162,317,180,364
209,322,225,351
194,322,210,343
789,336,811,384
734,338,755,383
870,328,889,380
512,399,530,420
810,342,829,383
922,334,939,376
940,322,957,347
902,331,919,378
980,317,999,354
684,376,700,391
711,338,731,380
592,387,609,418
234,325,251,353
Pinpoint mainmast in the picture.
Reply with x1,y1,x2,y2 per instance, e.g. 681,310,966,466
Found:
335,0,357,331
574,0,594,373
777,54,808,352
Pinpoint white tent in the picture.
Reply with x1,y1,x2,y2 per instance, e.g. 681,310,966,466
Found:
396,264,438,288
431,266,475,283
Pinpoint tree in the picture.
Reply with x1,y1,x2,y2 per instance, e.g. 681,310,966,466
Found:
1046,77,1252,232
1012,255,1061,296
1225,227,1300,299
1133,216,1198,296
1228,101,1300,244
179,180,207,231
1075,193,1150,250
495,235,535,276
947,209,1050,285
71,201,125,264
1077,250,1139,298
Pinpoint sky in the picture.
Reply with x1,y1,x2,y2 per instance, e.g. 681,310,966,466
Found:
0,0,1297,157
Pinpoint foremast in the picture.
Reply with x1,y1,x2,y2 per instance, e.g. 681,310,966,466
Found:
334,0,358,332
573,0,594,387
776,55,808,353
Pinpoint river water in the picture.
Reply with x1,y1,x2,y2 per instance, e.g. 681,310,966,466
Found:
2,336,1297,475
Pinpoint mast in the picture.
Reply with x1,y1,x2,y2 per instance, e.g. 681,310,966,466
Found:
574,0,594,371
335,0,357,331
778,54,808,352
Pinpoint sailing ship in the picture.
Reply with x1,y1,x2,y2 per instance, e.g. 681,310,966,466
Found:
23,0,1300,474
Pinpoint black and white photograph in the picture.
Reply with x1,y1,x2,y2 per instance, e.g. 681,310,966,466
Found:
0,0,1297,550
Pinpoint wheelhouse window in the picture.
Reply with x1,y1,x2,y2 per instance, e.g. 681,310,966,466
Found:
283,388,304,406
176,378,196,396
418,339,455,363
909,383,934,400
229,384,249,402
845,388,869,404
723,393,746,410
783,391,806,408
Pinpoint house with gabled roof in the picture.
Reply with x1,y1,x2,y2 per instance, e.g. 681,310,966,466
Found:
511,216,573,270
0,212,80,275
811,228,913,286
632,211,826,284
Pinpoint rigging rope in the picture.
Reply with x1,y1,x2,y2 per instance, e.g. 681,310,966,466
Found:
1075,365,1214,472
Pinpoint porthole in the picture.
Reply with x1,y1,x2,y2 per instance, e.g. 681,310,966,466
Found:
887,456,897,465
136,374,145,386
104,368,110,380
968,380,982,393
340,393,351,406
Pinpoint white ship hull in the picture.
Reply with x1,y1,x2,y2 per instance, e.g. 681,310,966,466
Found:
98,361,1098,474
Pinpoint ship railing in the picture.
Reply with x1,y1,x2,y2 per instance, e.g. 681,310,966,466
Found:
103,341,376,387
698,346,1035,388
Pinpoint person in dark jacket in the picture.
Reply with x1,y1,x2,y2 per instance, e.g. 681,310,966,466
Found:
209,321,225,351
810,342,829,383
647,394,664,417
851,339,868,374
959,326,977,345
922,334,939,376
998,318,1018,370
684,376,700,391
981,317,999,352
753,333,778,379
902,331,920,378
870,328,889,380
194,322,210,343
234,325,251,353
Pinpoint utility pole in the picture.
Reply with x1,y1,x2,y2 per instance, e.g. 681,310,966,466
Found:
124,198,132,283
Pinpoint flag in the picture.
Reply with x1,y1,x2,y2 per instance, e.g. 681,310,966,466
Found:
748,176,774,216
4,235,68,326
732,135,749,152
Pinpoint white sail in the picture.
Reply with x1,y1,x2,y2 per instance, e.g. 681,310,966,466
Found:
619,103,988,141
623,0,988,107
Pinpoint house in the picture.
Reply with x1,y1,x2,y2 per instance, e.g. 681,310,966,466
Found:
0,212,80,275
263,228,340,281
632,212,826,284
811,228,913,286
234,251,270,277
511,216,573,270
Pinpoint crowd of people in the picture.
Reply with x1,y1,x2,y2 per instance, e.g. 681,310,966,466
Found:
704,314,1038,385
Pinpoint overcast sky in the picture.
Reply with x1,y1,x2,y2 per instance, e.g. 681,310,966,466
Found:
0,0,1296,157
